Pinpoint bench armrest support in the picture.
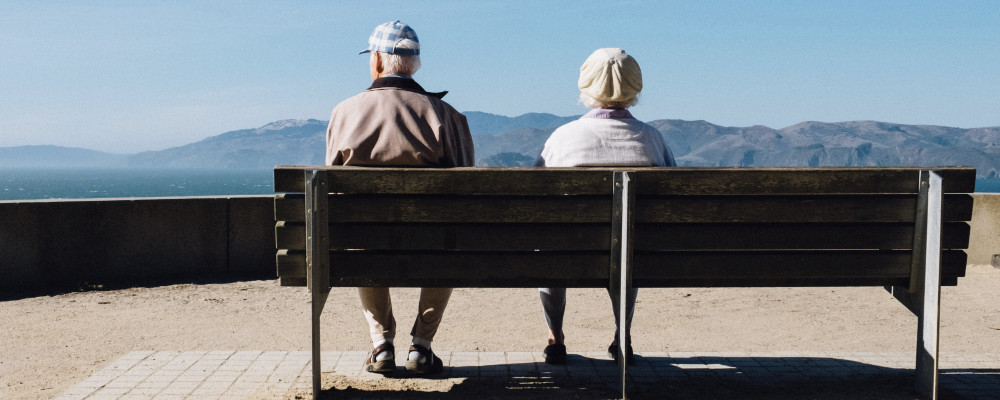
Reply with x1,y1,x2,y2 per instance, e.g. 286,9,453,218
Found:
306,169,331,399
610,171,635,399
915,170,943,399
892,170,943,399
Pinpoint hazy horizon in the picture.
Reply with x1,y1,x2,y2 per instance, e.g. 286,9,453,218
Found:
5,111,1000,156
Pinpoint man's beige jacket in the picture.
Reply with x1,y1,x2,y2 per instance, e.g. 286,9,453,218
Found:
326,77,474,167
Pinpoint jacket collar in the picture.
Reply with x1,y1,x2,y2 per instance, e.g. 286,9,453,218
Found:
582,108,634,119
368,77,448,99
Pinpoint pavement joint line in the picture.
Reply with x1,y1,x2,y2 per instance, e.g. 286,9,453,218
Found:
53,350,1000,400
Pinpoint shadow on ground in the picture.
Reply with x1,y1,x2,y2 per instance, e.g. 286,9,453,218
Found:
299,356,996,400
0,274,273,301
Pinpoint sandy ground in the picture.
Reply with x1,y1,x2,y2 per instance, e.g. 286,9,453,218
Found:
2,265,999,400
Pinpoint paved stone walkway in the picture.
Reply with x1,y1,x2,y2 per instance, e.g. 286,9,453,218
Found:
55,350,1000,399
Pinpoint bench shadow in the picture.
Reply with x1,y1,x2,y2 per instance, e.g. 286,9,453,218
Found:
0,274,273,301
313,355,996,400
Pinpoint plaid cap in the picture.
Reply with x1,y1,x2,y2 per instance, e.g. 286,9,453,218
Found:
359,20,420,56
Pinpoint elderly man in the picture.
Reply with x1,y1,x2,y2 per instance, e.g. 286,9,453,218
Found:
326,20,474,374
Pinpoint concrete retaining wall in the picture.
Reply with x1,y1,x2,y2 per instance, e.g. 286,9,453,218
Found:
0,196,274,291
1,193,997,292
969,193,1000,266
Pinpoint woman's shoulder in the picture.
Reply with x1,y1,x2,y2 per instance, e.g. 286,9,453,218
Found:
547,117,594,138
619,117,660,130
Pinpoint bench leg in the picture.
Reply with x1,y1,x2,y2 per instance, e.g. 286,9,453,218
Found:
311,286,329,400
914,171,943,399
887,279,941,400
305,170,331,400
891,170,943,399
611,171,635,400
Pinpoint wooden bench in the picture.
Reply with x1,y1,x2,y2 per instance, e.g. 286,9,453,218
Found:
273,166,976,399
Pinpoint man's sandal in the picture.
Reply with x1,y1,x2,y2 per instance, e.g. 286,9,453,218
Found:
404,344,444,374
364,343,396,373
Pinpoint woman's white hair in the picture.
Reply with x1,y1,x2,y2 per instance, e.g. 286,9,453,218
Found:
371,40,421,75
579,92,639,109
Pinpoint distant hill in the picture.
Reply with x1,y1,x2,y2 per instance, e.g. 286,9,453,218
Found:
2,113,999,177
473,127,553,166
465,111,579,135
648,119,1000,177
127,119,327,169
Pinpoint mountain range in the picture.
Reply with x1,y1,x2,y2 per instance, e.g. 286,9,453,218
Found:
2,112,999,177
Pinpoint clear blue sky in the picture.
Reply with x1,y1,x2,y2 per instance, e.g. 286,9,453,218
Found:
2,1,998,153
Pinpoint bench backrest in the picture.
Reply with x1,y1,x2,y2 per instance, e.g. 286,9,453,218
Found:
274,166,975,289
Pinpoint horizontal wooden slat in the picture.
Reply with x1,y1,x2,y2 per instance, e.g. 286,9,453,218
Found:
276,249,966,287
277,222,610,251
276,250,610,288
275,249,304,280
277,194,612,223
635,222,971,250
274,221,293,248
275,166,617,195
334,195,612,223
276,221,971,251
636,194,973,223
274,194,302,222
632,250,967,287
631,167,976,195
276,193,973,224
273,168,303,193
948,194,976,220
275,166,977,195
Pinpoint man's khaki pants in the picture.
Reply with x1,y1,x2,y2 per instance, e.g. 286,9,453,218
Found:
359,287,453,343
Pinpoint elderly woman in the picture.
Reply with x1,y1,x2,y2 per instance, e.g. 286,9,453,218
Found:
535,48,676,365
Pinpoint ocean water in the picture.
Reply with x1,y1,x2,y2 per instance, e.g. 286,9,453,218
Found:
0,168,274,200
1,168,999,200
975,178,1000,193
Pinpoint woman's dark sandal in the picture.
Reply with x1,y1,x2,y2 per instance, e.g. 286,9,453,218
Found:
607,343,636,365
364,343,396,373
405,345,444,374
543,344,567,365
